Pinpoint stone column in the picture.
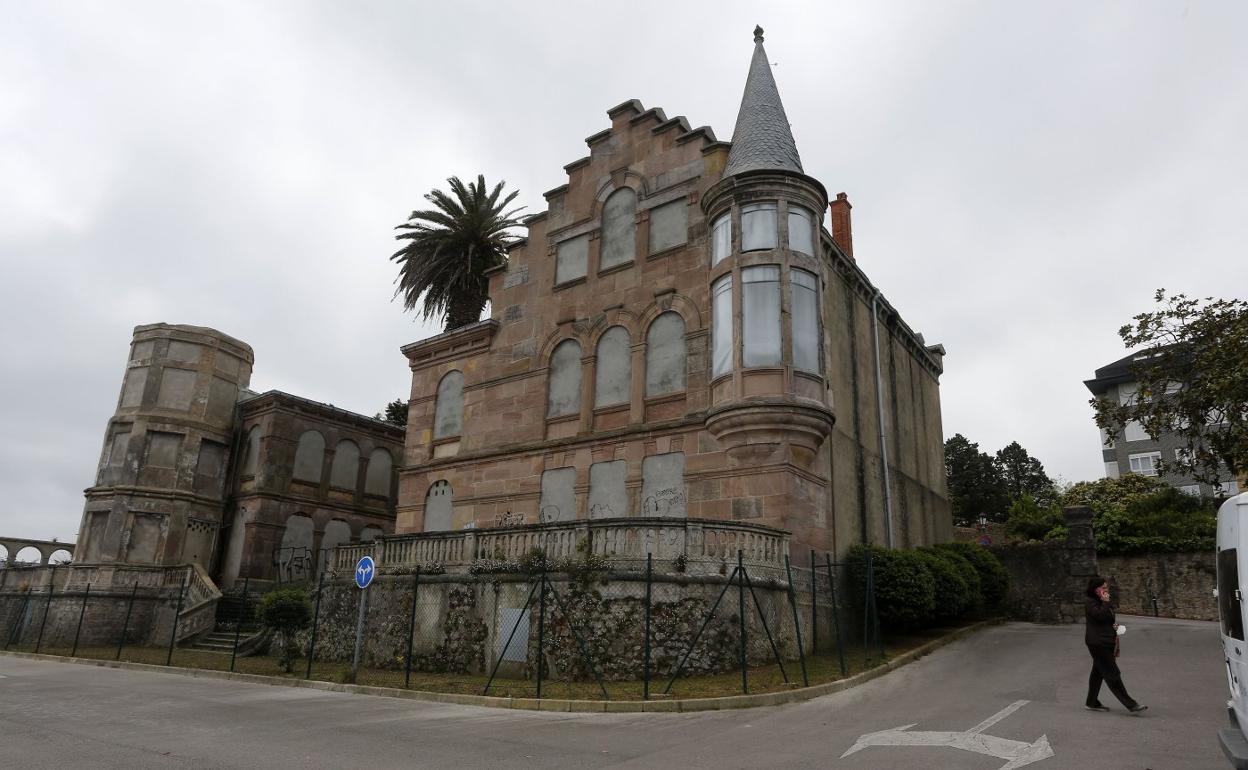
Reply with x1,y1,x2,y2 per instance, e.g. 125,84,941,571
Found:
1062,506,1098,622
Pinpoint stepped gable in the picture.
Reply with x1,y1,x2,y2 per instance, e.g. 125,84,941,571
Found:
722,26,804,177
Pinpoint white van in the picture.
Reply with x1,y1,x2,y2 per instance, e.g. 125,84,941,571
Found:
1217,492,1248,768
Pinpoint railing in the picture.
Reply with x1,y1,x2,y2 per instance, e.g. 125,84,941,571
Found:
332,518,791,578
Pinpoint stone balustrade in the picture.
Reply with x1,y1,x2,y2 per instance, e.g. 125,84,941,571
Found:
333,518,791,578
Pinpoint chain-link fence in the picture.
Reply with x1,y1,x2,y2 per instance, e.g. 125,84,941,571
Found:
1,550,909,700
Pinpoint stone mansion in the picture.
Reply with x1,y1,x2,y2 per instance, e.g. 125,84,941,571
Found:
63,28,950,589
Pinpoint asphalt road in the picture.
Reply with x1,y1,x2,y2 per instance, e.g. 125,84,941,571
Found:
0,617,1228,769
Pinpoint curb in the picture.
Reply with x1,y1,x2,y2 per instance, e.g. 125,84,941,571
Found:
0,619,1000,713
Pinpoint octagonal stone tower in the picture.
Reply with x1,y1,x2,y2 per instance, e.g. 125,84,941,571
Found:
77,323,253,569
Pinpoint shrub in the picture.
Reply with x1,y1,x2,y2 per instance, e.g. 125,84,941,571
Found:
847,545,935,632
924,547,982,612
916,547,973,621
934,542,1009,609
258,587,312,673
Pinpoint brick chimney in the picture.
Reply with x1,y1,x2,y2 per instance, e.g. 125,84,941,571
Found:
829,192,853,259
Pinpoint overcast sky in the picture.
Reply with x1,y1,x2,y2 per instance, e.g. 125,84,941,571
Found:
2,1,1245,544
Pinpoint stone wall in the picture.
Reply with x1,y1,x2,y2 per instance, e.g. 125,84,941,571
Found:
0,564,200,649
304,566,821,681
990,506,1218,624
1099,552,1217,621
991,507,1099,624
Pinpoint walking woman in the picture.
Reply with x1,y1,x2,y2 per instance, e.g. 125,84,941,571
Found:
1085,576,1147,713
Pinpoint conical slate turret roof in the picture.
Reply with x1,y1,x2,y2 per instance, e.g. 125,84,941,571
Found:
722,26,804,177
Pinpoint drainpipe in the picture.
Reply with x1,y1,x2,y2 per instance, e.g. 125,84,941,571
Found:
870,289,894,549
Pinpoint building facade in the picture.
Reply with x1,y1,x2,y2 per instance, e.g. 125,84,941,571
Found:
74,323,403,588
1085,351,1240,497
396,29,952,559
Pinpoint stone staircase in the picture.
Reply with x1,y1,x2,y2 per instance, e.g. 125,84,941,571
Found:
187,589,261,655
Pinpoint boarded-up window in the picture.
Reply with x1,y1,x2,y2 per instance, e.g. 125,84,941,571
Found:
167,340,201,363
319,520,352,573
156,368,197,410
120,366,148,408
588,460,627,519
433,370,464,439
194,439,228,496
364,448,392,497
145,432,182,468
241,427,260,476
642,452,686,518
547,339,582,418
424,480,453,531
646,312,686,396
539,467,576,523
555,234,589,284
102,429,131,484
594,326,631,408
648,199,688,254
206,375,237,424
329,440,360,490
292,431,325,483
599,188,636,270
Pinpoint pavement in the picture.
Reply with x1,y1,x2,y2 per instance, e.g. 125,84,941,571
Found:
0,616,1229,769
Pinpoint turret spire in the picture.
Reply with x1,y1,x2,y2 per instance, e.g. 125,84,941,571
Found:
722,26,804,177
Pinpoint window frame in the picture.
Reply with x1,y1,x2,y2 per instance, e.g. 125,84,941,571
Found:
741,265,782,368
711,213,732,266
1127,451,1162,476
740,203,778,252
788,206,814,255
711,274,733,378
790,267,821,374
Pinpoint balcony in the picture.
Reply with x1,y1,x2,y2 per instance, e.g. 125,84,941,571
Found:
333,517,791,578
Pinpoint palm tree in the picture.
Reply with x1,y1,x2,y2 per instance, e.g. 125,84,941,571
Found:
391,175,524,331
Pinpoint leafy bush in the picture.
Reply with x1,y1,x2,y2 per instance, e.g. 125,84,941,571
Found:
1060,475,1217,554
917,547,975,620
934,542,1009,608
847,545,935,632
1003,494,1065,541
1094,487,1217,554
258,587,312,673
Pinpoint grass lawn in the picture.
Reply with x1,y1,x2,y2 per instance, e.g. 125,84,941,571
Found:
9,620,981,701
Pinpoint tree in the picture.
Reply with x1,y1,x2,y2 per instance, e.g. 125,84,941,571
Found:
375,398,408,427
944,434,1009,526
995,441,1055,505
1093,289,1248,485
391,175,525,332
257,587,312,673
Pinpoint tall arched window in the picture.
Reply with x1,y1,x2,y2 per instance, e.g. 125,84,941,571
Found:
433,370,464,439
599,188,637,271
364,448,393,497
329,440,360,489
292,431,325,483
646,312,686,396
594,326,631,408
547,339,582,418
424,480,453,531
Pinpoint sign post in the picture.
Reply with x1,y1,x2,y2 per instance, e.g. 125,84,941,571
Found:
349,556,375,684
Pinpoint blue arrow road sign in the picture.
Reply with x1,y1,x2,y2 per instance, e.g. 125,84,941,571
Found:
354,556,376,589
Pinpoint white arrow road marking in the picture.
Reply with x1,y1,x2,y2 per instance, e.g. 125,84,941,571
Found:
841,700,1054,770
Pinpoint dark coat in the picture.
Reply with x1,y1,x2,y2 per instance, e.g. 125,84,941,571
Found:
1085,597,1117,647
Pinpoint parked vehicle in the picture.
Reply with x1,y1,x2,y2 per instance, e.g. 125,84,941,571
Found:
1217,492,1248,768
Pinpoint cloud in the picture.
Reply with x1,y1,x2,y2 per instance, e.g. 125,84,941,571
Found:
1,1,1245,540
